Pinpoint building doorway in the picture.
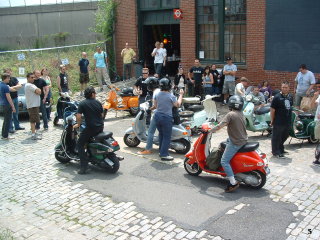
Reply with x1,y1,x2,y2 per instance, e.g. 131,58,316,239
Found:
142,24,180,76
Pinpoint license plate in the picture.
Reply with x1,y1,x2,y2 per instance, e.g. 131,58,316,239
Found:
265,166,270,175
104,158,114,166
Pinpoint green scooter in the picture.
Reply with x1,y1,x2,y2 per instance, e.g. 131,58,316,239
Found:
289,108,318,144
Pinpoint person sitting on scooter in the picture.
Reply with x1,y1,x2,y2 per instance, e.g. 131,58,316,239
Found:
209,95,248,192
153,78,184,161
235,77,249,97
248,86,266,108
73,86,104,174
138,77,160,155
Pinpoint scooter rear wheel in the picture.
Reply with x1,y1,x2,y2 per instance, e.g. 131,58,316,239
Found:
129,107,139,116
173,139,191,154
308,135,319,144
101,153,120,174
246,170,266,189
55,150,71,163
184,158,202,176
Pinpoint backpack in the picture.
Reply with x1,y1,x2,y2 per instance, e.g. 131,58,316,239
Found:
206,147,223,170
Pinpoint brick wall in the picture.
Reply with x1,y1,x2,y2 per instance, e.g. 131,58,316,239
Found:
180,0,196,72
115,0,138,75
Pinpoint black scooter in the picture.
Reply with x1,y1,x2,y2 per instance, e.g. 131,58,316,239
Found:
54,116,122,173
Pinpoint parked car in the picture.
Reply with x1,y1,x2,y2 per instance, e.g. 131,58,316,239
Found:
0,77,28,115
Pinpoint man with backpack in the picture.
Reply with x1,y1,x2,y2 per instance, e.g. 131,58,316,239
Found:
94,46,111,91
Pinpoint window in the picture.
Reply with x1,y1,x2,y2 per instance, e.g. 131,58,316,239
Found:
197,0,246,63
139,0,179,10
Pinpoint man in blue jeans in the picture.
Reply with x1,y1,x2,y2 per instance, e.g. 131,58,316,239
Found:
0,73,16,140
3,68,25,133
153,78,184,161
209,95,248,192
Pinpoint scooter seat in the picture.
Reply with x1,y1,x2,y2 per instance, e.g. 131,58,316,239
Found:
186,105,204,112
92,131,113,141
254,106,270,115
298,113,315,120
220,141,259,153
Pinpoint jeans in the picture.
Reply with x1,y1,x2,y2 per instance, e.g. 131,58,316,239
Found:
123,63,132,80
154,63,163,76
2,105,12,138
221,138,244,177
155,112,173,157
146,115,157,150
46,90,52,120
194,83,203,98
204,87,212,96
36,100,48,129
9,97,20,131
272,124,290,155
77,126,103,170
212,86,221,95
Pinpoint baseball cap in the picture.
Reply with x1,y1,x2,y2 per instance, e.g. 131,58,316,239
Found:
226,57,232,61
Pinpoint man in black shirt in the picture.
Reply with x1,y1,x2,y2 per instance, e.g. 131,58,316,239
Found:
270,81,293,158
188,59,204,98
78,52,90,96
134,68,152,105
74,86,104,174
3,68,25,132
33,70,49,130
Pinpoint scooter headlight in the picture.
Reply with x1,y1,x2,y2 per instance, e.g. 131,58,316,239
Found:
295,120,304,131
245,95,253,102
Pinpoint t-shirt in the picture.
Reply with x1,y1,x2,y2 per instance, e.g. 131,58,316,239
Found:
203,75,212,88
134,77,151,97
7,77,19,99
249,92,266,105
220,110,248,146
77,98,103,128
189,66,204,84
94,52,107,68
25,83,40,109
78,58,90,74
295,70,316,95
0,81,10,106
122,48,136,64
154,91,177,117
33,78,47,100
271,93,293,126
235,82,245,97
315,96,320,122
59,73,69,92
152,48,167,64
211,70,220,87
223,64,237,82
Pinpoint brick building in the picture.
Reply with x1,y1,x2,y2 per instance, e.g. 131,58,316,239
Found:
114,0,320,89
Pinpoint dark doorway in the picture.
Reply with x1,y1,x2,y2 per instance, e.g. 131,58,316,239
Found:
142,24,180,76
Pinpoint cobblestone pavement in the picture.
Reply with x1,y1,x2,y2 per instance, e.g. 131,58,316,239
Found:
1,103,320,239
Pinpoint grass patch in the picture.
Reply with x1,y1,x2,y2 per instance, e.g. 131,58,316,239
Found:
0,46,100,106
0,229,15,240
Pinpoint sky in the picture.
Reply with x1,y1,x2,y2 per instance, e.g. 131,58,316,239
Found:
0,0,93,8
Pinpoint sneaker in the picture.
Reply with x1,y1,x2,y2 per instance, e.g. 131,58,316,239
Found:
137,150,152,155
225,182,240,193
222,100,227,105
44,127,49,131
1,136,14,140
273,154,285,159
31,134,42,140
9,130,15,134
16,127,25,130
313,160,320,166
160,156,174,161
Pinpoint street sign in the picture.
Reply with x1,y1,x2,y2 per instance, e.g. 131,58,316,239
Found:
173,9,182,19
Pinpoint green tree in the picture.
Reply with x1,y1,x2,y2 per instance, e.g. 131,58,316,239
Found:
92,0,119,80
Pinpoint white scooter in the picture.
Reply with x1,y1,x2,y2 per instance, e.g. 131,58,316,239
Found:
123,102,192,154
179,95,219,134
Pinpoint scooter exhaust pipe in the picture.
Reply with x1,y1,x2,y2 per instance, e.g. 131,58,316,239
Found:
235,173,259,185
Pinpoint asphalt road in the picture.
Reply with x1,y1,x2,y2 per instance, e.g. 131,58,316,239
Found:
58,111,297,240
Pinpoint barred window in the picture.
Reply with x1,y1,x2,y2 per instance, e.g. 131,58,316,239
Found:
197,0,247,63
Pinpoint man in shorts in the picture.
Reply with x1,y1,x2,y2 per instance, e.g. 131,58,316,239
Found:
222,57,237,105
25,73,42,140
78,52,90,96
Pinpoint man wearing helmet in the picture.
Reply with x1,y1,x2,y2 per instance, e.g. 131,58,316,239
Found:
209,95,248,192
153,78,184,161
73,86,104,174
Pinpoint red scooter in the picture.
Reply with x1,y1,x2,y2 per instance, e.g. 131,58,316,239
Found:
184,123,270,189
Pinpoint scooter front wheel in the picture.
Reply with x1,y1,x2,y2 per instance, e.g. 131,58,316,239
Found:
129,107,139,116
308,135,319,144
55,150,71,164
100,153,120,174
123,133,141,147
184,158,202,176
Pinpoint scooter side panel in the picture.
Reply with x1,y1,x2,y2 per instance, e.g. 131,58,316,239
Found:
127,96,139,108
231,151,265,174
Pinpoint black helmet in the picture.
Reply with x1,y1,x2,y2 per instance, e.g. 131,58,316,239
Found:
143,77,159,91
228,95,244,110
159,78,171,91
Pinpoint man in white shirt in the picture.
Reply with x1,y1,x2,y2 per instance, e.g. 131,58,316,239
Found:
235,77,249,97
151,41,166,77
294,64,315,107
